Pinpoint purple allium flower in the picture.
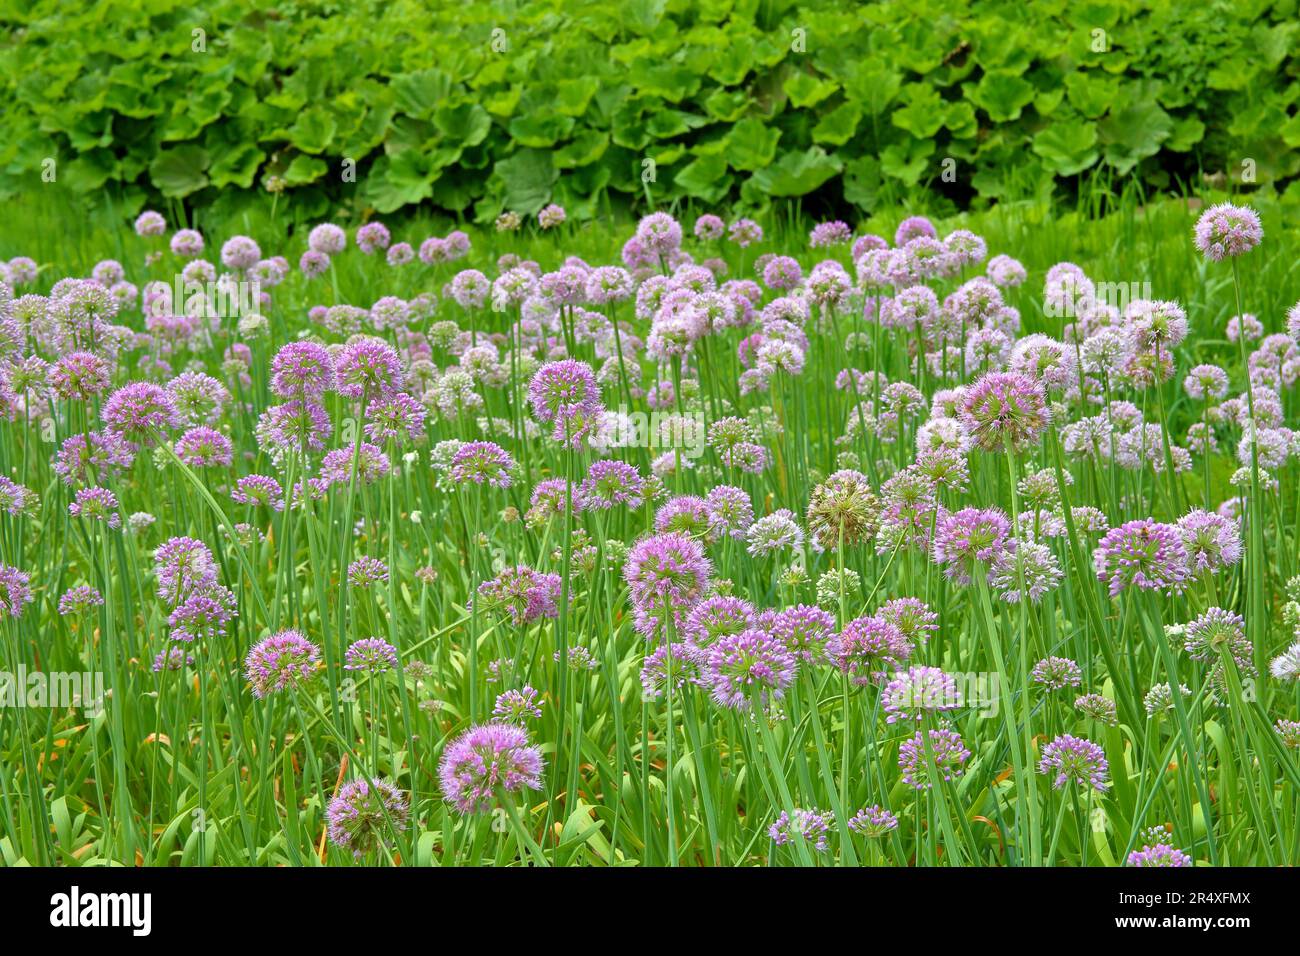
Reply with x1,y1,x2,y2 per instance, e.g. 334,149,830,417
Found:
220,235,261,271
326,778,409,858
809,220,852,248
365,391,426,444
493,686,544,722
876,597,938,647
0,477,38,518
745,509,803,557
932,507,1012,584
537,204,567,229
57,584,104,617
174,426,233,468
623,532,711,637
1193,202,1263,261
232,474,284,511
761,255,802,290
1093,519,1189,598
153,646,193,672
1127,844,1192,867
1175,508,1242,573
356,221,391,254
102,381,180,445
0,565,33,618
167,583,237,643
344,637,399,673
1183,606,1251,670
244,629,320,697
528,359,601,425
694,214,725,241
1075,694,1119,726
654,495,713,538
1270,641,1300,682
895,216,936,245
989,540,1063,603
135,210,166,237
387,242,414,266
438,722,544,814
1038,734,1109,791
728,218,763,247
898,728,970,789
573,458,640,511
806,469,880,550
767,604,836,664
635,212,683,256
69,486,121,529
769,808,831,852
960,371,1050,453
49,351,112,401
474,565,562,626
335,339,404,399
449,440,515,488
270,342,335,399
153,536,218,604
684,595,757,647
881,666,961,723
1031,656,1082,691
986,254,1026,287
1275,719,1300,749
702,628,797,711
829,615,910,686
848,805,899,838
639,642,702,700
256,400,333,460
307,223,346,255
703,484,754,540
169,228,204,258
347,556,389,588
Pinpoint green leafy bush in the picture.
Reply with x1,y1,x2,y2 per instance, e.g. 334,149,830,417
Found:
3,0,1297,222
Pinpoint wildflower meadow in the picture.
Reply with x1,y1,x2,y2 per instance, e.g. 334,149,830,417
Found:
0,7,1298,916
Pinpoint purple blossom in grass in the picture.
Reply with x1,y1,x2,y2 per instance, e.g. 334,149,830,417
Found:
960,371,1050,453
1039,734,1109,791
1127,844,1192,867
830,615,910,686
624,532,711,637
1193,202,1263,261
232,474,283,511
1175,509,1242,573
636,212,683,256
809,220,852,248
449,441,515,488
881,666,961,723
326,779,409,858
356,221,391,254
1271,642,1300,682
529,478,568,517
0,477,37,518
335,339,404,399
69,486,121,529
270,342,335,399
848,805,899,838
876,597,938,647
153,647,193,672
990,540,1063,603
308,223,346,255
762,255,802,290
174,426,233,468
168,584,237,643
1093,519,1189,598
49,351,112,401
537,204,566,229
728,218,762,247
387,242,414,266
320,442,390,486
684,596,756,647
1275,719,1300,749
703,628,797,711
57,585,103,617
746,509,803,557
986,254,1026,287
347,556,389,588
1183,607,1251,670
102,381,180,445
639,642,702,700
1075,694,1119,726
770,809,831,852
694,214,725,241
899,728,970,789
493,686,544,722
244,629,320,698
0,566,33,618
767,604,836,664
169,229,203,257
1031,656,1082,691
344,637,399,673
449,269,490,309
256,400,332,460
135,210,166,237
365,391,426,444
154,536,218,604
438,722,544,814
895,216,936,245
474,566,562,626
221,236,261,271
528,359,601,426
932,507,1012,584
654,495,713,538
704,484,753,540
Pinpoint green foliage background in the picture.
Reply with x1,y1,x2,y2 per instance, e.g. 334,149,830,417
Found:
3,0,1298,223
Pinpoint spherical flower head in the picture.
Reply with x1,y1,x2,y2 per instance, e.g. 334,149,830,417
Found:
876,597,938,646
387,242,415,266
899,728,970,789
167,583,237,643
1075,693,1119,726
1031,656,1082,691
174,426,233,468
57,584,104,617
577,459,644,511
746,509,804,557
1183,606,1251,669
694,214,725,241
244,630,320,697
728,218,763,247
355,221,391,254
1175,508,1242,573
703,628,797,711
271,341,336,399
762,255,802,290
624,532,711,635
654,495,713,539
704,484,754,540
169,228,204,257
344,637,399,673
537,204,567,229
1127,843,1192,867
439,722,544,814
1270,641,1300,682
335,339,404,399
326,778,409,858
635,212,683,256
134,210,166,237
809,220,852,248
474,565,562,626
769,809,831,852
986,254,1026,287
990,539,1063,603
50,351,112,401
895,216,936,245
69,486,122,529
232,474,284,512
347,556,389,589
220,235,261,271
1193,202,1262,261
848,805,899,838
882,665,961,722
960,371,1050,453
1093,519,1189,598
493,686,544,722
806,469,880,550
449,441,515,488
932,507,1012,585
767,604,836,664
308,223,347,255
1039,733,1108,791
1275,718,1300,750
0,565,33,619
830,615,910,686
684,595,757,647
102,382,180,446
528,359,601,426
